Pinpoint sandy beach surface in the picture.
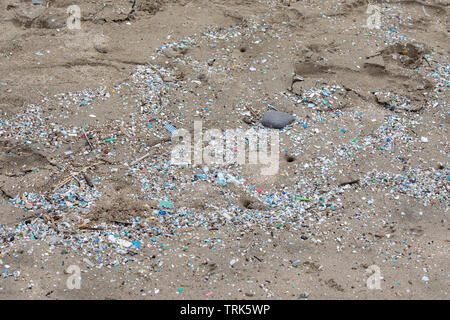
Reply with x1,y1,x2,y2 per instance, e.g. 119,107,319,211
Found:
0,0,448,299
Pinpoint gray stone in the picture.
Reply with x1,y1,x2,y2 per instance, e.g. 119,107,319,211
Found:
261,111,295,129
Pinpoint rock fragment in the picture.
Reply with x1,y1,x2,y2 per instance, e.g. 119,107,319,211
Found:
261,111,295,129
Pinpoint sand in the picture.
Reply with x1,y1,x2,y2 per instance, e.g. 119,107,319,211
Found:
0,0,448,299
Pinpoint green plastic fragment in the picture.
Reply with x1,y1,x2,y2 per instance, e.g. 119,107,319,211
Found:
158,200,173,208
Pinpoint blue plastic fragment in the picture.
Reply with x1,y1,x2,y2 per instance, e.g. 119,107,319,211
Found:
165,124,177,134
